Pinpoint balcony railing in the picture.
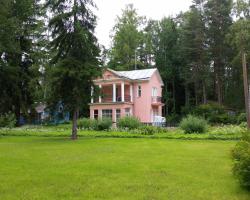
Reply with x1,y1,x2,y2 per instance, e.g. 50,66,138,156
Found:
152,96,162,105
94,95,131,103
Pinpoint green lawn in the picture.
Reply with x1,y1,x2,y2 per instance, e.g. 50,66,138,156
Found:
0,137,249,200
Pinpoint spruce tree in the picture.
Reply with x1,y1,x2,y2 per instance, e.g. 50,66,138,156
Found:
45,0,100,139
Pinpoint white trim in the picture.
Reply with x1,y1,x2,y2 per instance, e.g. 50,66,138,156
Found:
99,85,102,103
113,83,116,102
91,86,94,103
121,82,125,102
130,85,133,102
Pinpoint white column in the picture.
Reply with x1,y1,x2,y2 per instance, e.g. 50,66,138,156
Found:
99,85,102,103
113,83,116,102
121,82,125,102
91,86,94,103
130,84,133,102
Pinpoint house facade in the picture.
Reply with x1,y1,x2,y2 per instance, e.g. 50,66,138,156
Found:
89,68,164,124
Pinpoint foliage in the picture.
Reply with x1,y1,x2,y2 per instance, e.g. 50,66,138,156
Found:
237,113,247,124
45,0,100,139
108,4,144,70
95,118,112,131
0,112,16,128
0,0,44,123
117,116,141,130
166,113,181,125
232,133,250,189
77,118,97,130
192,103,238,124
0,124,246,140
180,115,208,134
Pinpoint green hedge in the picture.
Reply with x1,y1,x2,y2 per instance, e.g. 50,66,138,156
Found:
232,133,250,190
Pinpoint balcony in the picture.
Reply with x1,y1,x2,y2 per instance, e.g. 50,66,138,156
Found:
151,96,162,106
94,95,131,103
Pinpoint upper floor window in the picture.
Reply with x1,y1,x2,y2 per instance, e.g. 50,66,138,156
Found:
152,87,158,97
138,85,142,97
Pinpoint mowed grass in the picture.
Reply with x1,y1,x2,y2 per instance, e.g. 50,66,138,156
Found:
0,137,249,200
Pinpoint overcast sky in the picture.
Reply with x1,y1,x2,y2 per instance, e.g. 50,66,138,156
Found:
94,0,193,48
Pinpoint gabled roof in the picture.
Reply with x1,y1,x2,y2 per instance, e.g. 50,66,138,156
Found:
106,68,164,85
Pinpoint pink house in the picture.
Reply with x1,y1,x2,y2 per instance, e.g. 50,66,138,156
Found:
89,68,164,124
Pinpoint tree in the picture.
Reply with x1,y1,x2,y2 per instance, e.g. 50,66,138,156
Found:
154,17,180,114
178,2,209,106
227,0,250,127
46,0,100,139
204,0,233,104
0,0,43,123
108,4,144,70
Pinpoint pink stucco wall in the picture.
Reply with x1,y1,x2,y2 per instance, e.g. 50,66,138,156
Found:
90,69,164,123
133,71,163,123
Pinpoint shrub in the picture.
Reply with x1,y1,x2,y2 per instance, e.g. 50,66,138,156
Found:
0,112,16,128
117,116,141,130
96,118,112,131
77,118,97,130
193,103,225,118
166,113,181,125
237,113,246,124
232,133,250,190
180,115,208,134
208,113,237,124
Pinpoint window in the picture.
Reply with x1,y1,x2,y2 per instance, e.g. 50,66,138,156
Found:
138,85,142,97
125,108,131,116
102,109,112,119
94,110,98,119
152,87,158,97
116,109,121,121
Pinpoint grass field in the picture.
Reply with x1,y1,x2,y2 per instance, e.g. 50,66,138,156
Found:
0,136,249,199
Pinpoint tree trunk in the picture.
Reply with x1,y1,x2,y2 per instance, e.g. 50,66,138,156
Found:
202,81,207,104
14,101,21,126
215,61,223,105
194,81,199,106
172,80,176,113
165,82,168,116
71,108,78,140
242,52,250,129
185,84,190,107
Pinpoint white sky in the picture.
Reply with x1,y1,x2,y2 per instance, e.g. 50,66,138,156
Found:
94,0,193,48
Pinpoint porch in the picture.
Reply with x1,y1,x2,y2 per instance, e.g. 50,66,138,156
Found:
91,82,133,104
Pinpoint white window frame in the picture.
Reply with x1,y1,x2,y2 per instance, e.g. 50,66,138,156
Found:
152,87,158,97
116,109,121,121
102,109,112,119
125,108,131,116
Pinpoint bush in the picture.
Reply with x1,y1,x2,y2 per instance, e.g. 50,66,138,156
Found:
117,116,141,130
208,113,237,124
0,112,16,128
180,115,208,134
166,113,181,125
77,118,97,130
96,118,112,131
232,133,250,190
193,103,225,118
237,113,246,124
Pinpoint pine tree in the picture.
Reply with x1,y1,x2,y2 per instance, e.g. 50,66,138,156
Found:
0,0,43,123
45,0,100,139
204,0,233,104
